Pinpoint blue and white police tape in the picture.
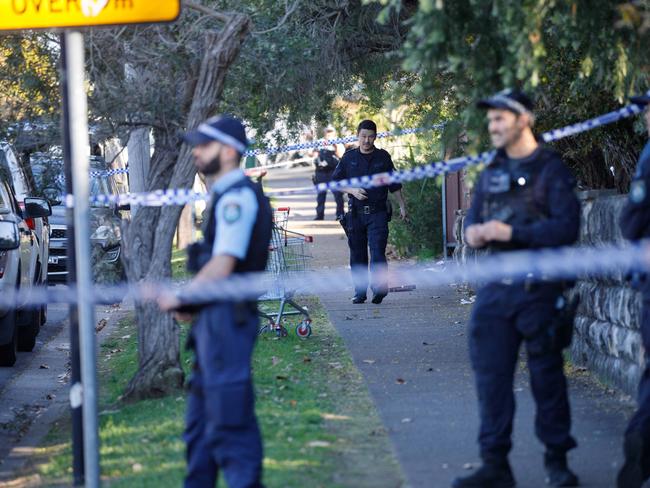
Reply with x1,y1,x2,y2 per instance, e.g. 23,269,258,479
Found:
80,94,649,207
4,240,650,308
55,167,130,183
243,125,444,158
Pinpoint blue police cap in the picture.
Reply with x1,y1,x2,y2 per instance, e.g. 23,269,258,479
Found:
477,89,534,115
184,115,248,153
630,92,650,106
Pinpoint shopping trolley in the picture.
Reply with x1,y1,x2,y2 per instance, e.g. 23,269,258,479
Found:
258,207,314,338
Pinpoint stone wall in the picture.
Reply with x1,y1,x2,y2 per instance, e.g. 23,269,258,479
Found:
453,191,644,396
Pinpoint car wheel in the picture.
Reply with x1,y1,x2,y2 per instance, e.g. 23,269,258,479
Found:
17,306,41,352
0,310,18,367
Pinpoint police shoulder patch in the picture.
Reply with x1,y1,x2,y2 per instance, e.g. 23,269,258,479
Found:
222,202,242,223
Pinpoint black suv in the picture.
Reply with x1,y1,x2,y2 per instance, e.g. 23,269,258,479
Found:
29,154,126,284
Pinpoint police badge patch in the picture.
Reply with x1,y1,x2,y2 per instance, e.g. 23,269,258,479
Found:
223,202,242,223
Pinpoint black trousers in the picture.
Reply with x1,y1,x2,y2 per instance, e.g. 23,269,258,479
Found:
347,209,389,297
626,299,650,440
314,170,344,218
469,283,577,460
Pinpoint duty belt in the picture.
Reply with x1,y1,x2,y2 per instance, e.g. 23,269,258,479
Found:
353,203,386,215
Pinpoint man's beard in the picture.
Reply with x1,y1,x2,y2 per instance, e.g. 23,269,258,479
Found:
202,155,221,175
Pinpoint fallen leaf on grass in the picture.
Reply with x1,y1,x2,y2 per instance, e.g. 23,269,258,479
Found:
275,375,288,381
307,441,331,448
132,463,143,473
289,400,297,407
272,356,280,366
95,318,108,333
303,357,311,363
328,362,343,369
120,335,131,340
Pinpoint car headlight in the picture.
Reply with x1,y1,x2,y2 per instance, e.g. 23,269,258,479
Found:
90,224,121,247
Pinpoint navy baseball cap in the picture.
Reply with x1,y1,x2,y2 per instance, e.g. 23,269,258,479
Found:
184,115,248,153
477,89,535,115
630,92,650,106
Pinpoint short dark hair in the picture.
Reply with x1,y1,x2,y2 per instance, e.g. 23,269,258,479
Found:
357,119,377,134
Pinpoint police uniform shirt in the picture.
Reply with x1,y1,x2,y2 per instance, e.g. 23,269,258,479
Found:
211,169,258,259
332,147,402,205
621,140,650,241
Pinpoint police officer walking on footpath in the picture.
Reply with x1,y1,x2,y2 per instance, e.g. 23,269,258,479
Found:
618,91,650,488
453,90,581,488
313,126,345,220
158,115,272,488
332,119,407,304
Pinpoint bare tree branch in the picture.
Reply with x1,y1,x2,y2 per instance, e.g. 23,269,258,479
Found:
183,0,231,23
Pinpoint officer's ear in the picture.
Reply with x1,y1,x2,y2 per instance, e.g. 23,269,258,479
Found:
518,112,535,129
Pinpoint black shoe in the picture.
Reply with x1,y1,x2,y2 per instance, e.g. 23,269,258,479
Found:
371,292,387,304
544,451,579,487
617,432,648,488
313,215,324,221
351,295,366,304
452,462,516,488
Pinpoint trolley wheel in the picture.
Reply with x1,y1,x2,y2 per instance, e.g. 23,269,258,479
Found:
276,325,289,338
295,321,312,339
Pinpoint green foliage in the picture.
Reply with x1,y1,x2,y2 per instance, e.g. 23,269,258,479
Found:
389,147,443,259
377,0,650,189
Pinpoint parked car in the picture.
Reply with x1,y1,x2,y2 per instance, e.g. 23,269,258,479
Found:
0,142,50,324
29,154,126,284
0,179,51,366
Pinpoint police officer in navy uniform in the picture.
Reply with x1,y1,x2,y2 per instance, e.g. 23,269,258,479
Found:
453,90,580,488
332,119,407,304
313,127,345,220
618,92,650,488
158,115,271,488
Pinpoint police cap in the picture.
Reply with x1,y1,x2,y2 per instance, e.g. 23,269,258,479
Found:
630,91,650,106
184,115,248,154
477,89,534,116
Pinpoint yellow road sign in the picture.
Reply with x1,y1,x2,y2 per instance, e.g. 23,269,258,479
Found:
0,0,181,30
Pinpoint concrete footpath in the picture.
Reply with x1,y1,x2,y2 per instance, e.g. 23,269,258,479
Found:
266,166,637,488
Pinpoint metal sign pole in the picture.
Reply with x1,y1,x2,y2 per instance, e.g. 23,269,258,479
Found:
59,32,85,486
63,30,100,487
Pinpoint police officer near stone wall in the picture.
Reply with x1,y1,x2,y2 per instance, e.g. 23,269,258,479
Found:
313,126,345,220
158,115,271,488
332,119,407,305
618,91,650,488
453,90,581,488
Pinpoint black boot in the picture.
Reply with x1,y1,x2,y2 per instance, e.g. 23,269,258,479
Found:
451,460,516,488
617,432,649,488
544,450,579,487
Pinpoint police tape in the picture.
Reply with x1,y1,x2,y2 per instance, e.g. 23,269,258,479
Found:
77,95,648,208
242,125,444,158
6,240,650,308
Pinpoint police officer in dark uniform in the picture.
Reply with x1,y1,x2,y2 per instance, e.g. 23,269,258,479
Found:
332,119,407,304
158,115,272,488
313,127,345,220
618,92,650,488
453,90,580,488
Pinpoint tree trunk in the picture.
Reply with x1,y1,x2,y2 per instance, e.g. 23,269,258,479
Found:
121,14,251,401
127,127,151,218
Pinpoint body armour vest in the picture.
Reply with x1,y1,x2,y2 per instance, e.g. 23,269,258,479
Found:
481,147,554,252
188,177,272,275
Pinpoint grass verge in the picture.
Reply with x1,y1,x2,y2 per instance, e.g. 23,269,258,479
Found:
27,297,404,487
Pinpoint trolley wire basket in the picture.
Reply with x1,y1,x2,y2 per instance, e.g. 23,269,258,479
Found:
258,207,314,338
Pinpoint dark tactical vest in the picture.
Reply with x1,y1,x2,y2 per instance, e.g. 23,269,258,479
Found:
481,148,554,252
187,177,272,275
316,148,339,172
